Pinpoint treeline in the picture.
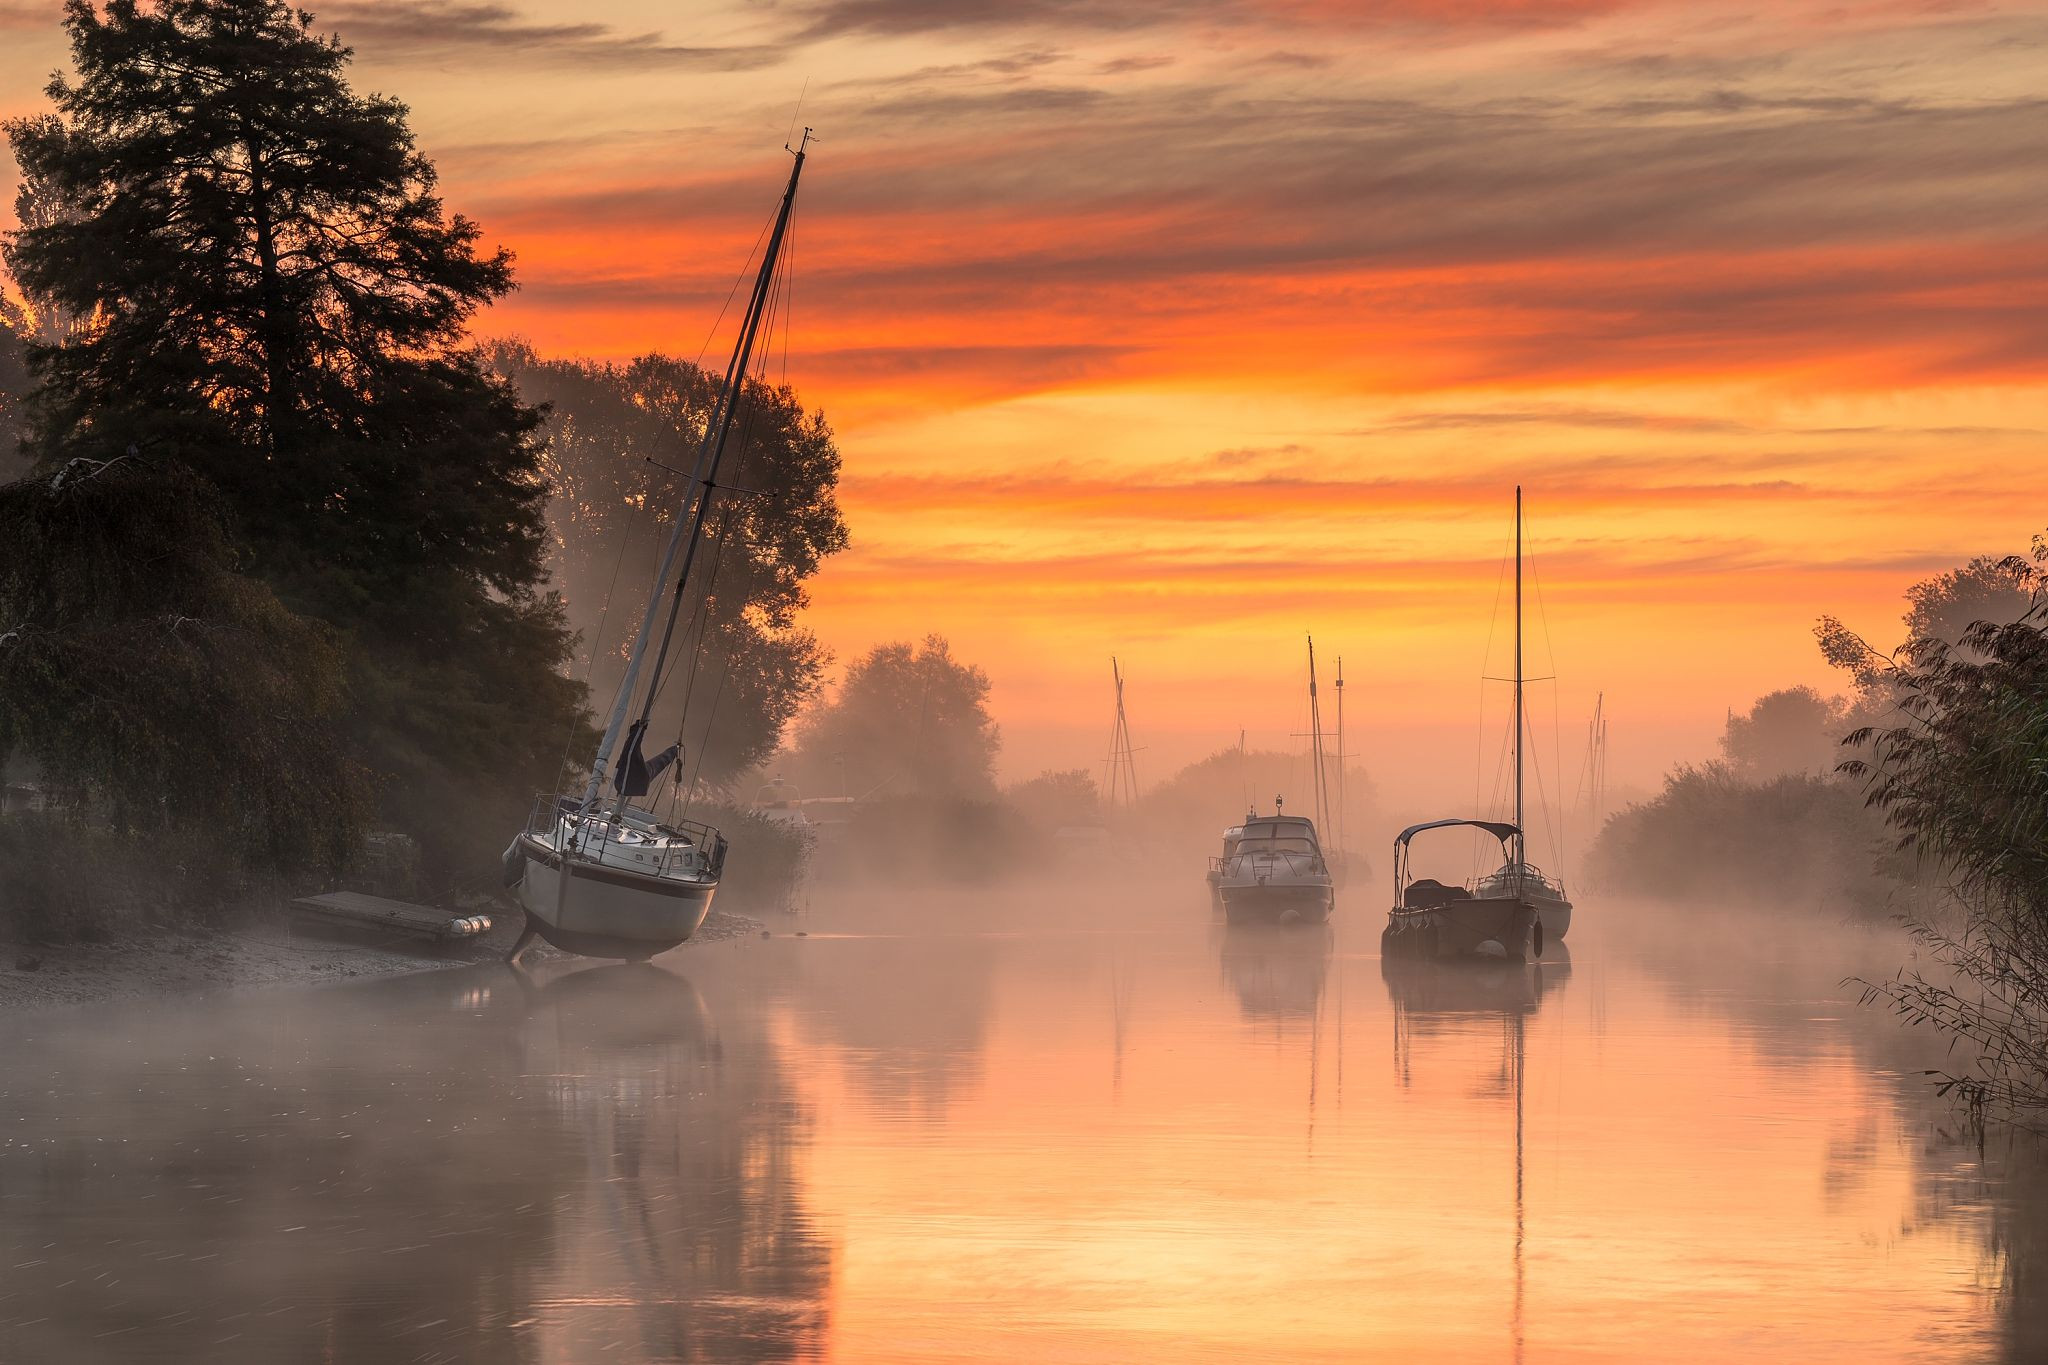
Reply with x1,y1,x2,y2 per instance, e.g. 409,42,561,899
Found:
749,633,1374,884
1591,544,2048,1120
1590,553,2037,915
0,1,845,935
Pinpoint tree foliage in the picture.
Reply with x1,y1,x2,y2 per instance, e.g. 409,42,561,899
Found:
0,458,369,874
793,636,999,800
0,295,31,477
1720,685,1850,779
1587,762,1891,913
1,0,587,875
1839,541,2048,1123
1005,768,1100,832
486,341,847,791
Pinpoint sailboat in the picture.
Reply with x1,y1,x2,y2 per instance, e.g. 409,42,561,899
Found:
500,138,811,962
1383,487,1574,961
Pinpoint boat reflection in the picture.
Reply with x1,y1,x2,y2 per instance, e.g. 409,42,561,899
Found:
1216,921,1332,1024
1380,942,1572,1031
1382,945,1570,1365
513,960,715,1057
504,959,827,1363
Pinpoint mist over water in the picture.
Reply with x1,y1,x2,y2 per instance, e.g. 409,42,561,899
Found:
2,880,2042,1363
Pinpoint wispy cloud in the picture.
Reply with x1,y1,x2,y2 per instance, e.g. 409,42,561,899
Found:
317,0,784,70
0,1,59,31
790,0,1635,41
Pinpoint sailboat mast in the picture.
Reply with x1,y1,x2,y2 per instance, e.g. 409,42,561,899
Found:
1514,485,1525,875
1307,635,1331,835
1334,657,1346,858
591,138,810,808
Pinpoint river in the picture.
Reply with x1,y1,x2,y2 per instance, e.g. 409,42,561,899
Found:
1,890,2042,1362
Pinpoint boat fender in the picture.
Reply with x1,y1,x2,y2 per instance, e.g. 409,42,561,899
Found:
1532,919,1544,959
500,838,526,888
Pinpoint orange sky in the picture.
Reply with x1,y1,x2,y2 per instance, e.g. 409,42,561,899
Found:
5,0,2048,803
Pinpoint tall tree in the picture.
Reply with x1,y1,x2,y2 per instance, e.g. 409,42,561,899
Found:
486,342,848,791
2,0,585,872
0,293,31,477
1719,686,1850,779
794,637,1000,800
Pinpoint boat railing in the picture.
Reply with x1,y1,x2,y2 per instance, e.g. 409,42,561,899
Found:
526,794,728,881
1471,861,1566,899
1214,849,1328,878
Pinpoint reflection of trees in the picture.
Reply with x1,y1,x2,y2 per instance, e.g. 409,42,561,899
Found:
1217,923,1332,1026
1606,903,2048,1355
1994,1138,2048,1362
0,960,830,1363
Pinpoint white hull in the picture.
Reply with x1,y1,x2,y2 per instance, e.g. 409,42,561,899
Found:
515,833,715,960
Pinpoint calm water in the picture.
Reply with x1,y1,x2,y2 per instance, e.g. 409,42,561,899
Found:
2,891,2043,1363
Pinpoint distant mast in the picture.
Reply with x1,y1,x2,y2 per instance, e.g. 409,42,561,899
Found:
1334,656,1347,859
1306,636,1332,836
1581,691,1608,830
1104,657,1140,810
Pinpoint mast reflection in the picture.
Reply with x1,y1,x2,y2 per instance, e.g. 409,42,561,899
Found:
1383,946,1572,1365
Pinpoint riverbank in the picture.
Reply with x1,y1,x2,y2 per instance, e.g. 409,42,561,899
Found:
0,907,765,1013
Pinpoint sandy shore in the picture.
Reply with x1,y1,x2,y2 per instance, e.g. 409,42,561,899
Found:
0,906,764,1013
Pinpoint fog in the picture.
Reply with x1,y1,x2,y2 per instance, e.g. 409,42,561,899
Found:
5,879,2046,1362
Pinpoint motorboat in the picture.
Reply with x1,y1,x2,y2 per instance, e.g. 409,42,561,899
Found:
1209,807,1335,925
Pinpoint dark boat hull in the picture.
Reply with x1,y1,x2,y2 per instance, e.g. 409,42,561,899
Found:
1220,881,1334,926
1382,896,1544,962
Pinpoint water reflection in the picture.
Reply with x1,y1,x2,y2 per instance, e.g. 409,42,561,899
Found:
1381,953,1570,1365
0,959,829,1363
1216,922,1331,1024
3,905,2046,1361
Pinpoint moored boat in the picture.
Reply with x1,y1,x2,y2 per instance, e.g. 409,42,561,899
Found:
1382,818,1548,961
1210,807,1335,925
502,136,812,963
1383,487,1575,960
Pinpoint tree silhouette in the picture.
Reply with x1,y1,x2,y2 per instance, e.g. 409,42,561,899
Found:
2,0,585,873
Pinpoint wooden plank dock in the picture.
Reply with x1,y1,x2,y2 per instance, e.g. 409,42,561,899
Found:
288,891,492,944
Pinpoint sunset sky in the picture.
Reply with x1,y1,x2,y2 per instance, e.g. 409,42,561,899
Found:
5,0,2046,812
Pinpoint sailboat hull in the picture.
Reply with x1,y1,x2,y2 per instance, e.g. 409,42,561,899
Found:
1383,897,1543,963
515,835,715,960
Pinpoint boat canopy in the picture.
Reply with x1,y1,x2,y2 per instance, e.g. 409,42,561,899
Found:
1393,818,1520,848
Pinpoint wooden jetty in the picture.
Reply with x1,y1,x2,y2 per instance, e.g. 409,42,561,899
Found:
288,891,492,944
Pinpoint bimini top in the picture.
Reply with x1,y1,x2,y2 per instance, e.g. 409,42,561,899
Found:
1393,818,1520,848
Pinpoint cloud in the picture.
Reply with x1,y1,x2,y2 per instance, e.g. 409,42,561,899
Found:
0,0,59,30
790,0,1634,42
317,0,783,70
1210,443,1310,466
792,0,1194,41
1356,405,1757,435
841,467,1824,526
